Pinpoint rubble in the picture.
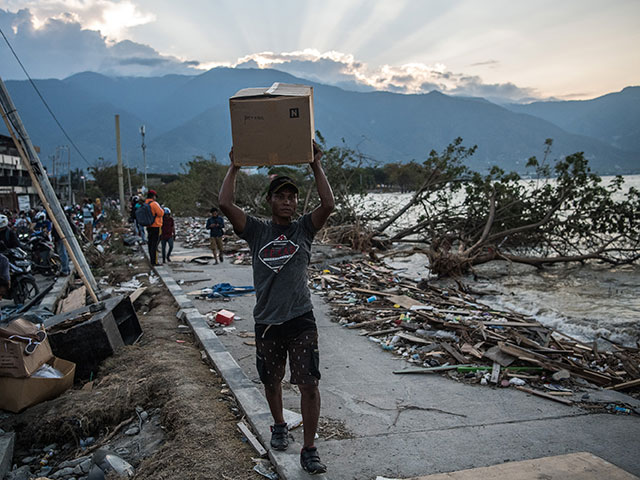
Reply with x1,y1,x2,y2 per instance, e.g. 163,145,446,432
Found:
173,217,252,265
310,259,640,407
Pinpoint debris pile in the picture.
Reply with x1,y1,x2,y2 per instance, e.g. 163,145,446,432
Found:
311,260,640,405
174,217,210,249
173,217,252,265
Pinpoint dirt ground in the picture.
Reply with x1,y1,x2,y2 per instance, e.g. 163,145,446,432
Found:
2,246,264,479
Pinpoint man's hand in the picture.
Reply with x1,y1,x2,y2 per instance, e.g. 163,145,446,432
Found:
311,140,323,167
228,148,240,170
309,140,334,230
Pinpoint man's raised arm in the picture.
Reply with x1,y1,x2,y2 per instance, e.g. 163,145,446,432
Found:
218,149,247,234
310,141,335,230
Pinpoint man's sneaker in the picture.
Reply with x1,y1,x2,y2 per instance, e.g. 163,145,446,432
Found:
270,423,289,451
300,446,327,474
219,254,224,263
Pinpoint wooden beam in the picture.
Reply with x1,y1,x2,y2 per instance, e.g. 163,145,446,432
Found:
237,421,267,457
515,386,573,406
605,378,640,391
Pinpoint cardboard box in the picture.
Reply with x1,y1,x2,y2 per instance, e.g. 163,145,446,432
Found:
230,83,314,166
0,357,75,413
215,309,235,326
0,335,53,378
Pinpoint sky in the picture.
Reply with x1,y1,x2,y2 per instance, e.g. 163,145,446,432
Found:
1,0,639,103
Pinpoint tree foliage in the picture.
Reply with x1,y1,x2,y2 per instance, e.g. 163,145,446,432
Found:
88,162,143,198
376,138,640,276
157,155,268,217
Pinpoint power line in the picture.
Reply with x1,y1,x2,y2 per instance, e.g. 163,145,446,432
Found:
0,26,93,167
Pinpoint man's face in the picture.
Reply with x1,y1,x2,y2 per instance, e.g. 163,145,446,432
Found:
268,188,298,218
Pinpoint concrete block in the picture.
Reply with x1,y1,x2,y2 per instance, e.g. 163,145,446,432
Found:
0,432,15,480
44,296,141,380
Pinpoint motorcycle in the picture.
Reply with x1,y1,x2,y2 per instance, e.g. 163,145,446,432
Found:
27,231,60,276
3,247,39,305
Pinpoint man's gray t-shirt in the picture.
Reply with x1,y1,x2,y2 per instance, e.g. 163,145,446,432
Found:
240,214,317,325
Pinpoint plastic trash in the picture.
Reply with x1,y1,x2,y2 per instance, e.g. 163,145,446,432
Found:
606,404,632,415
31,364,64,379
253,462,278,480
366,295,377,303
509,377,526,386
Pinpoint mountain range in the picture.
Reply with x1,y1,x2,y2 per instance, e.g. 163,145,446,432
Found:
2,68,638,175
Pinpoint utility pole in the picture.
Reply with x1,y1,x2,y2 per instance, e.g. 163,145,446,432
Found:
52,153,57,193
67,145,72,206
0,77,99,302
140,125,147,189
115,115,126,216
125,153,133,198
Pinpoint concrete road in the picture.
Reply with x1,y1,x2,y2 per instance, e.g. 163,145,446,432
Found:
162,242,640,480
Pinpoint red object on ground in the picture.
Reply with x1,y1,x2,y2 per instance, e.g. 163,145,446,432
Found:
215,309,235,326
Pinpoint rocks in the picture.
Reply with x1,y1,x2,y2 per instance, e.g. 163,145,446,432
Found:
51,466,75,478
73,458,92,475
6,465,31,480
552,369,571,381
124,426,140,436
57,456,91,470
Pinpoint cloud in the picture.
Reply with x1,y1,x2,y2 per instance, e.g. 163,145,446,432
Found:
231,50,540,103
0,7,200,78
470,59,500,68
3,0,154,41
0,7,541,103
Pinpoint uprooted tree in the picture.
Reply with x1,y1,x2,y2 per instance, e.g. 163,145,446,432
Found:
369,138,640,277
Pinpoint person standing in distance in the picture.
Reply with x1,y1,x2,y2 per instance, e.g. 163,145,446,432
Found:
145,190,164,265
206,207,225,264
219,141,334,475
160,207,175,263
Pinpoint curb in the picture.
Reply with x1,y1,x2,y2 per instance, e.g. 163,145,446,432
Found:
153,263,318,480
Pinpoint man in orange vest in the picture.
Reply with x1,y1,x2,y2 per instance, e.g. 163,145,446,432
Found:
145,190,164,265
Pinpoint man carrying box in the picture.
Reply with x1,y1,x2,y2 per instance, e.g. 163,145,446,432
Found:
219,141,334,474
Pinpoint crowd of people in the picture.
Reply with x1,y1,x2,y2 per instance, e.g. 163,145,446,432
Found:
0,198,108,301
129,190,176,265
128,191,226,266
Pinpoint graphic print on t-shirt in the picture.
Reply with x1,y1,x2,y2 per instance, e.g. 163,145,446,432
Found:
258,234,300,273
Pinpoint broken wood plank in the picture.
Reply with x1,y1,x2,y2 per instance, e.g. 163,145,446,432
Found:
460,343,484,359
386,294,429,309
483,345,516,367
237,421,267,457
440,342,468,364
57,286,86,314
499,342,613,386
366,327,402,337
490,362,501,384
605,378,640,391
346,318,391,329
482,321,541,328
515,386,573,406
129,287,147,304
180,278,211,285
397,332,431,345
352,287,392,297
393,364,473,374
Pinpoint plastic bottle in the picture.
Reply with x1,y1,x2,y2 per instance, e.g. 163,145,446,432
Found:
614,406,632,415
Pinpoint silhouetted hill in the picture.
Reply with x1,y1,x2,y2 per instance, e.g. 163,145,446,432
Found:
2,69,638,175
507,87,640,154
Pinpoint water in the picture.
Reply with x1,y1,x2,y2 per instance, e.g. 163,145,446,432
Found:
369,175,640,345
